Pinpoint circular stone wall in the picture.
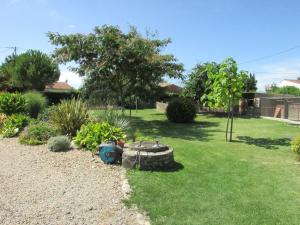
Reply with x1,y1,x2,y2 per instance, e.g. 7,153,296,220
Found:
122,148,174,170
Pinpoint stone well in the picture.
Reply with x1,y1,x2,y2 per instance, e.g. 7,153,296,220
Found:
122,141,174,170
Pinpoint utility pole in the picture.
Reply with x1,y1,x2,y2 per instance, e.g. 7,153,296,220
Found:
0,46,19,56
13,46,17,56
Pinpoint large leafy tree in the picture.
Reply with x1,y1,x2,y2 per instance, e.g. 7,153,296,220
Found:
0,50,60,92
183,62,219,105
205,57,246,142
47,25,184,108
243,72,257,92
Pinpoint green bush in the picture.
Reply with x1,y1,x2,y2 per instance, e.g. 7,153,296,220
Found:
19,121,56,145
1,114,29,137
291,136,300,155
0,92,27,115
48,136,71,152
75,122,126,152
49,98,89,136
37,106,55,122
166,98,196,123
24,91,47,118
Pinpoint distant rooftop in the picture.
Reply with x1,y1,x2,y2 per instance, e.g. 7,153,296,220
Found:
159,82,182,93
45,81,73,93
283,79,300,84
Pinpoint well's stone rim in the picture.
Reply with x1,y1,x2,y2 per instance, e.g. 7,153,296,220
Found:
129,141,169,152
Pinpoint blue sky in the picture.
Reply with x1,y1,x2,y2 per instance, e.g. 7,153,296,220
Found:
1,0,300,91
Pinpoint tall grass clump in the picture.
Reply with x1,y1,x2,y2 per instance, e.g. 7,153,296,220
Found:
49,98,89,136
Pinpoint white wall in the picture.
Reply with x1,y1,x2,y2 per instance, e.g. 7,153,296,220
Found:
278,80,300,89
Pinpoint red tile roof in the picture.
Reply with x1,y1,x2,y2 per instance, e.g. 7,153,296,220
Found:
45,82,73,90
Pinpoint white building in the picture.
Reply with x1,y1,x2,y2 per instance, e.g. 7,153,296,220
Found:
278,79,300,89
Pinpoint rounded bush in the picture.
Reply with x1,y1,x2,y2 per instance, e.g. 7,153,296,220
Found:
24,91,47,118
291,136,300,155
166,98,196,123
48,136,71,152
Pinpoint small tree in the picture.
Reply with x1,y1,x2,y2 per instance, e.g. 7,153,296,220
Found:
204,57,246,142
0,50,60,92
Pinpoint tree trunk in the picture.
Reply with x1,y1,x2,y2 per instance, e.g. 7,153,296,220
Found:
135,97,138,113
225,99,231,142
229,96,235,142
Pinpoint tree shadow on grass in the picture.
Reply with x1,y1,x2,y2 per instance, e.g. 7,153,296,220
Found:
130,116,221,141
141,161,184,173
236,136,291,150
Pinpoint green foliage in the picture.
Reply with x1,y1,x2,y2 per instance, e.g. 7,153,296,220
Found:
204,57,246,110
75,122,126,152
243,73,257,92
49,98,89,137
23,91,47,118
183,62,218,104
0,92,27,115
37,106,55,122
166,98,196,123
204,57,247,142
48,25,183,107
291,136,300,154
19,120,56,145
90,109,130,133
48,135,70,152
0,50,60,92
266,85,300,96
1,114,29,137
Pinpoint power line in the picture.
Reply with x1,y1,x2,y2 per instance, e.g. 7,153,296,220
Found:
240,45,300,65
0,46,23,55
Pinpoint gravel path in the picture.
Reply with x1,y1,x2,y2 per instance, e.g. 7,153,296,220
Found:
0,138,149,225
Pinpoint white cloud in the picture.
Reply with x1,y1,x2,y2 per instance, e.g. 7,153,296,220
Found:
59,70,83,89
253,59,300,92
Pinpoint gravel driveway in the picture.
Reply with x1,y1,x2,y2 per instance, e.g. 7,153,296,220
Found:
0,138,149,225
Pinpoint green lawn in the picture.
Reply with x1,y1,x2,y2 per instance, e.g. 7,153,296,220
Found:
126,109,300,225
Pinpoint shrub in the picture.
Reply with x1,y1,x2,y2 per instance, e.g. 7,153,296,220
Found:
37,106,55,122
48,136,71,152
291,136,300,155
166,98,196,123
1,114,29,137
49,98,89,136
23,91,47,118
91,109,130,133
0,92,27,115
19,121,56,145
75,122,126,152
